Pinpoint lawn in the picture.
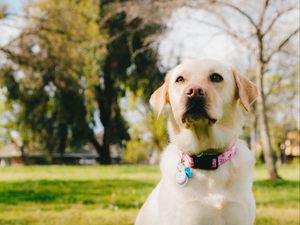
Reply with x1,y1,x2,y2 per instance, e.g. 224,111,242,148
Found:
0,164,299,225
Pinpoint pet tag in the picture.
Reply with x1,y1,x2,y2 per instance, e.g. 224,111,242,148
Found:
175,170,188,187
185,167,193,178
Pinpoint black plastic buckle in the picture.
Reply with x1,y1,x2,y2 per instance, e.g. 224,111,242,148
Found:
191,153,219,170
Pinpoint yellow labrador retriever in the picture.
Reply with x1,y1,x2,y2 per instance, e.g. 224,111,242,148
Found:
135,59,257,225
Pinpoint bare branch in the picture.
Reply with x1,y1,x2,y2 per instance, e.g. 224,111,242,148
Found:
265,75,283,97
262,6,298,37
210,10,256,52
216,1,258,30
224,29,255,53
4,12,47,22
257,0,270,29
266,92,297,110
266,27,300,63
187,11,255,54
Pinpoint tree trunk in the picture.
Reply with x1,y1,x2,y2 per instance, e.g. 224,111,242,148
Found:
93,56,115,165
91,135,111,164
12,139,28,165
19,144,28,165
100,132,111,164
255,61,281,179
249,111,257,155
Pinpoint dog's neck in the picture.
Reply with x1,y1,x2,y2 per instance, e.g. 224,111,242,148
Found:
167,105,244,155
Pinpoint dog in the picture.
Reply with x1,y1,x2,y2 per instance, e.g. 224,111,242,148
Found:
135,59,258,225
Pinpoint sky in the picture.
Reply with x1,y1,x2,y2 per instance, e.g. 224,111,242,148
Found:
0,0,26,48
2,0,25,13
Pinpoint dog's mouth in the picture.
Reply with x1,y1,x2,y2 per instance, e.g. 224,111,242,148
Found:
182,99,217,126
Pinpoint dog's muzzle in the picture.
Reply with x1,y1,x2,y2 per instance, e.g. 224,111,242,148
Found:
182,97,209,120
181,85,217,125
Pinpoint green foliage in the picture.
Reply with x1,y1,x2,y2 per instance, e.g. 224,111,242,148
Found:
125,139,149,163
0,94,9,147
124,94,168,163
264,64,300,154
0,88,20,148
0,0,105,157
145,111,168,152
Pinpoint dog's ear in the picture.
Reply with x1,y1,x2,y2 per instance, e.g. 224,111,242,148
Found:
232,67,258,112
149,74,170,117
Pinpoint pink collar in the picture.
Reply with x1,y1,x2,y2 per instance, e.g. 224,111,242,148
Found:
179,142,238,170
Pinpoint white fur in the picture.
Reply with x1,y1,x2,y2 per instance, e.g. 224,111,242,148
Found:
135,141,256,225
135,59,257,225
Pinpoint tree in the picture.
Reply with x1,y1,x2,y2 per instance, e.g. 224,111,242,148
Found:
265,63,299,156
93,1,164,163
0,0,105,161
206,0,299,179
0,0,164,164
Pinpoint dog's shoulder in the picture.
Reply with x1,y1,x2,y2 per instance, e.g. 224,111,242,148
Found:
233,139,256,167
159,143,181,179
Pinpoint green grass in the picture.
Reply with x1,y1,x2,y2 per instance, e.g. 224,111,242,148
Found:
0,164,299,225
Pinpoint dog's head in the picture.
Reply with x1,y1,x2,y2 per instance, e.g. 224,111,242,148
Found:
150,59,257,153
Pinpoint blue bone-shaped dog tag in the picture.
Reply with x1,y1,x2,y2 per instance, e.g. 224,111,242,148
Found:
185,167,193,178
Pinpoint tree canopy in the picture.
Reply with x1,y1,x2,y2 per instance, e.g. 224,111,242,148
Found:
0,0,164,163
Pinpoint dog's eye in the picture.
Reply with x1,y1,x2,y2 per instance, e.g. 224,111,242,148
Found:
210,73,223,82
175,76,185,83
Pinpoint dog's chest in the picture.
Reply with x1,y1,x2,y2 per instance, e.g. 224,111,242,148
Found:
159,176,250,225
164,198,249,225
169,169,241,205
158,144,254,225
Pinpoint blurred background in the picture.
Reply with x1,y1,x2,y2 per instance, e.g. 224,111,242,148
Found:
0,0,299,224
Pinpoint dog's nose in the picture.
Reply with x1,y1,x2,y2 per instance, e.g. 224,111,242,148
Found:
185,86,206,98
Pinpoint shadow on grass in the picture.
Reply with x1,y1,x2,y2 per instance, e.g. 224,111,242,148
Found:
254,179,299,188
1,178,298,209
0,179,156,208
0,219,30,225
